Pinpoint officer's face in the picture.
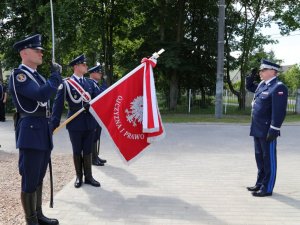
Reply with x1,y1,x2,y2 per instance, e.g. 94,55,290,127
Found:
75,63,88,75
91,72,102,81
259,69,277,81
21,48,43,67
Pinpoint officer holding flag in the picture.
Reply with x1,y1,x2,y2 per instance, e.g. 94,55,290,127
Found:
51,54,101,188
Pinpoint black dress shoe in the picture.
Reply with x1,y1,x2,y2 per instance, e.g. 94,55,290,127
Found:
247,185,261,192
252,190,272,197
37,210,59,225
85,177,101,187
92,159,104,166
74,177,82,188
98,157,107,164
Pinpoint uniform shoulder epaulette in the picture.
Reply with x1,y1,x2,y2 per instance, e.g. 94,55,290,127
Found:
58,78,69,90
85,78,97,86
85,78,94,83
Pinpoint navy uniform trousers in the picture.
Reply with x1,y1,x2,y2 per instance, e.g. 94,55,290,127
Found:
253,138,277,193
90,79,106,157
19,146,51,192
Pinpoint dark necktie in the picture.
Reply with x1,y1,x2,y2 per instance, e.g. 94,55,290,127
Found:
79,78,84,86
33,71,44,84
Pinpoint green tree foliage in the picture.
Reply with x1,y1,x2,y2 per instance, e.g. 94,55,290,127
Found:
282,64,300,91
225,0,284,110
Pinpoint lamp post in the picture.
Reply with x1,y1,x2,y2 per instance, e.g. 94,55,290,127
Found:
215,0,225,118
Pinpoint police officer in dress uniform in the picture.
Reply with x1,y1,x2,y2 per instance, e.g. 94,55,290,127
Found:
88,65,107,166
9,34,62,225
51,54,101,188
0,79,7,121
246,59,288,197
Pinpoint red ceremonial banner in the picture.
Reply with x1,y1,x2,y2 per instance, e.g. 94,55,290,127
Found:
89,57,165,163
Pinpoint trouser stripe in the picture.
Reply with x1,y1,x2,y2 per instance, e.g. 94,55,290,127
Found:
268,140,276,193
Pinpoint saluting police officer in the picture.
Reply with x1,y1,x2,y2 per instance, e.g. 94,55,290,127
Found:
0,79,7,122
9,34,62,225
51,54,101,188
88,65,107,166
246,59,288,197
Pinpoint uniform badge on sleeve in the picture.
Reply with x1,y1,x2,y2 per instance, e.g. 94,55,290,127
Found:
16,73,27,82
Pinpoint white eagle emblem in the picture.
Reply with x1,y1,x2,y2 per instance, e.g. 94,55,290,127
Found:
125,96,143,127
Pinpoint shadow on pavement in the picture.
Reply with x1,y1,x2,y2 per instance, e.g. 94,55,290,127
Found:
59,187,223,224
273,193,300,210
95,164,149,187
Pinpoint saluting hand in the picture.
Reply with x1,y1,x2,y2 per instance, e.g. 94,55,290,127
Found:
250,68,258,79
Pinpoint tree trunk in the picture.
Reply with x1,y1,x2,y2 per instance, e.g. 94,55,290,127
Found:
169,0,185,110
103,0,114,86
0,61,3,81
158,0,166,42
239,71,246,110
200,86,206,107
169,71,178,110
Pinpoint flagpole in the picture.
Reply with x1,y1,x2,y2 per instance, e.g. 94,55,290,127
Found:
50,0,55,62
48,0,56,209
151,49,165,59
53,108,85,134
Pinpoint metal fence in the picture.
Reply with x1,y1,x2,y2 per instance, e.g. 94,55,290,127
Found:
223,90,296,113
157,89,297,114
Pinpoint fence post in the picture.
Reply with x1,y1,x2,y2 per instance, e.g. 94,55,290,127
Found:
188,89,191,113
296,89,300,114
224,89,228,114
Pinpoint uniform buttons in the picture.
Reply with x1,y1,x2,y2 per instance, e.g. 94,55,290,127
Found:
30,125,34,128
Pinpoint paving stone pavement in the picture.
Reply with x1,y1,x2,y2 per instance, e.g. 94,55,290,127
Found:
1,120,300,225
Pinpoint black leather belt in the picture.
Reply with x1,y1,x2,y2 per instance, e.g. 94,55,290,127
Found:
19,111,50,118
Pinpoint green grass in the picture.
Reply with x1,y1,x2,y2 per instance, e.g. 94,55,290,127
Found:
161,113,300,123
161,103,300,123
161,114,251,123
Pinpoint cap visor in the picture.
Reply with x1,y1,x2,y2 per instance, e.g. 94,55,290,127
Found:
32,47,44,50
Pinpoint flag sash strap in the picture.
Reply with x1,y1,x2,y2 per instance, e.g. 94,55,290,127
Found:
66,78,91,102
142,58,159,133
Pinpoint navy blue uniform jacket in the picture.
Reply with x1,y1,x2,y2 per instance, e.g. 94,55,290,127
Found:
246,76,288,138
51,76,100,131
9,65,61,150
